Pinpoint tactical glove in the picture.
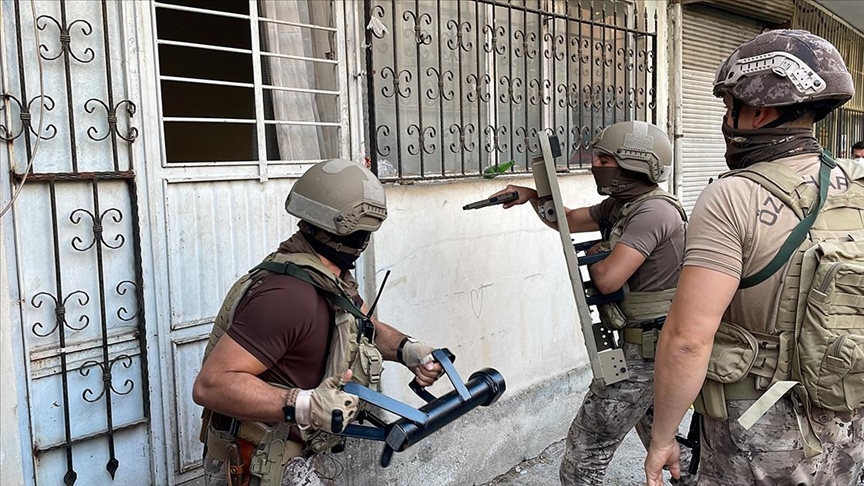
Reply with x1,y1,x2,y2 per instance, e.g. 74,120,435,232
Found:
294,372,358,434
397,338,435,369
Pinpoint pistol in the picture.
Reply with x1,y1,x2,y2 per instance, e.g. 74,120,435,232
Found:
462,191,519,210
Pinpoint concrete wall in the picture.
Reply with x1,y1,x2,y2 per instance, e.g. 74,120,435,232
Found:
342,174,605,484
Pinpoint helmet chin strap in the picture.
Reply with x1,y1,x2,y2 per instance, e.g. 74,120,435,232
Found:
732,98,741,130
760,107,807,129
732,97,806,130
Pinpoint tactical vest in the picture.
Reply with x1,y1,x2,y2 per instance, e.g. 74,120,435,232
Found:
597,188,688,336
694,155,864,458
199,252,383,470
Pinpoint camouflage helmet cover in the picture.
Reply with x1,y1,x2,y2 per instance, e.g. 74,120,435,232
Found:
591,121,673,183
713,29,854,120
285,159,387,235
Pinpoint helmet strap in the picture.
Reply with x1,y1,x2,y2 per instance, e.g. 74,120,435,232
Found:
760,107,807,129
731,98,741,130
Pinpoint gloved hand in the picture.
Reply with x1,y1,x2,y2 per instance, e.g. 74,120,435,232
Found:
398,339,435,369
398,338,442,387
294,370,358,434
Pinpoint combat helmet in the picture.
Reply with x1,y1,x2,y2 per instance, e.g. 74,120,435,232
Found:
713,29,854,122
286,159,387,255
591,121,672,183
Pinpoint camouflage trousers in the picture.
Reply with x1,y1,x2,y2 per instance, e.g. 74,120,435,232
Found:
560,342,697,486
203,453,324,486
698,399,864,486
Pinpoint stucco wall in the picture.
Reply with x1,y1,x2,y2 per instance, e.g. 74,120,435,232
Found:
342,173,605,484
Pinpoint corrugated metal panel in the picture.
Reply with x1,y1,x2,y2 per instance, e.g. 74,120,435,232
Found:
701,0,793,25
680,6,763,213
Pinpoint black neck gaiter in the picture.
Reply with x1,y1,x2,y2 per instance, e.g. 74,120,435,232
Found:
300,222,371,271
592,167,657,202
722,124,822,170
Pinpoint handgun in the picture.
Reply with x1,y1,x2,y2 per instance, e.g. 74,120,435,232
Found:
462,191,519,210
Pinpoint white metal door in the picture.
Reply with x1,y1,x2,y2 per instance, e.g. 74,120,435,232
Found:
680,6,762,213
131,0,362,482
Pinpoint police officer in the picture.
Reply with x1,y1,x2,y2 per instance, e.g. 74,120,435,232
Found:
646,30,864,486
193,159,444,486
491,121,694,485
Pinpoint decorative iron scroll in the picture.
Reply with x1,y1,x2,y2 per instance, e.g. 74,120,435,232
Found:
366,0,658,180
8,1,147,484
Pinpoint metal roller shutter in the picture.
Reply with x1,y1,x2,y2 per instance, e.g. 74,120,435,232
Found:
680,6,762,213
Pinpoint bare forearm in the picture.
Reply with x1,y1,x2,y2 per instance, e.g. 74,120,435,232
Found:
652,332,711,442
194,371,289,423
373,319,408,362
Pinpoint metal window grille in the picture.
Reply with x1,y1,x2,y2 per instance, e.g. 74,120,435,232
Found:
0,1,147,484
793,0,864,157
365,0,657,181
153,0,350,174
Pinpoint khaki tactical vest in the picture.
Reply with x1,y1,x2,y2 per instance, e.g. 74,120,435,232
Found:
694,156,864,458
200,252,384,474
597,188,687,331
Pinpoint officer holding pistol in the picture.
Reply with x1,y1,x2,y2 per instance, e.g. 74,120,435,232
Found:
192,159,444,486
489,121,695,485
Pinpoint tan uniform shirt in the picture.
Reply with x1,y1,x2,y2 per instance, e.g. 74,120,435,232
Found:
684,153,850,334
590,197,685,292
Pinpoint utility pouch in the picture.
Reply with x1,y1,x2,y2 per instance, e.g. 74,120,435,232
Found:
641,329,657,360
598,302,628,330
358,341,383,389
696,321,760,421
248,441,284,486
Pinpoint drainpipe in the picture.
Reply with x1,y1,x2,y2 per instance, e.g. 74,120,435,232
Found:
668,0,684,198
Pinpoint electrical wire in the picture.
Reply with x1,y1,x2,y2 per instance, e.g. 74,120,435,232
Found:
0,0,47,220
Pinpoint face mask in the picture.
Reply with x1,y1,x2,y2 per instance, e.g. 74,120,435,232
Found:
592,166,655,200
721,123,822,170
303,222,371,271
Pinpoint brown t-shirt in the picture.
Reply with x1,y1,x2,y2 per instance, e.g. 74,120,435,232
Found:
589,196,686,292
227,274,331,389
684,154,850,334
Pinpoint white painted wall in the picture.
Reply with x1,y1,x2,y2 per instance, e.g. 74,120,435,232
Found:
333,173,607,484
368,175,604,401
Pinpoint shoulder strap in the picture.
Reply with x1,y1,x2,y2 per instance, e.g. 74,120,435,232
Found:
253,261,367,319
739,152,835,289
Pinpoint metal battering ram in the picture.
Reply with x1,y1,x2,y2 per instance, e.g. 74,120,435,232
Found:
532,131,629,389
338,348,506,467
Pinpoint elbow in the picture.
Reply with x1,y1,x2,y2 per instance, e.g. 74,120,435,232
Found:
662,329,713,361
593,276,622,295
192,374,211,408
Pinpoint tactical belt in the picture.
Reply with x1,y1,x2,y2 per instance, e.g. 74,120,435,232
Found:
622,318,665,359
206,423,304,464
721,375,764,401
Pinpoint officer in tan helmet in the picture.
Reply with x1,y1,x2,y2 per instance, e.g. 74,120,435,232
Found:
489,121,694,485
193,159,444,486
646,30,864,486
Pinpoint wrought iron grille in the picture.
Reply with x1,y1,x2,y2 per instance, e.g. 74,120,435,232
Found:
1,1,146,484
793,0,864,157
365,0,657,180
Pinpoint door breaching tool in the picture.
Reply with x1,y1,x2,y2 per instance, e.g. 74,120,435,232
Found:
337,348,506,467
